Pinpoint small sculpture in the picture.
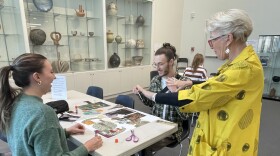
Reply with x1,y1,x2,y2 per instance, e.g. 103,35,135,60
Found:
50,32,61,45
75,5,85,17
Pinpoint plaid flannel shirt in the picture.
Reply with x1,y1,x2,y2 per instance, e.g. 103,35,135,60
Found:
139,74,189,142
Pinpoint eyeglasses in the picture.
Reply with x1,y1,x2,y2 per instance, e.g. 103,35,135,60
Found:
152,62,167,68
208,34,227,48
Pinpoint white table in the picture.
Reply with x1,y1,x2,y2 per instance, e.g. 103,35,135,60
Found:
42,90,177,156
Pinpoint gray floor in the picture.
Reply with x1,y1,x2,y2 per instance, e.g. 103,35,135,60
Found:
107,94,280,156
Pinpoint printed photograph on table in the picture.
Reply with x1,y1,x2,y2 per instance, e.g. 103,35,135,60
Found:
124,112,145,124
80,118,126,138
105,108,135,118
111,112,147,125
78,101,110,110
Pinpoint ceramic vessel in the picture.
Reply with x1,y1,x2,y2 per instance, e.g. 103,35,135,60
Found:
71,30,77,36
29,29,46,45
125,60,133,66
272,76,280,82
136,14,145,26
136,39,144,48
51,60,69,73
269,88,276,97
50,32,61,45
126,39,136,48
33,0,53,12
109,53,120,68
128,14,134,24
115,35,122,44
132,56,143,65
80,32,85,36
107,30,114,43
75,5,85,17
89,32,94,37
107,2,118,16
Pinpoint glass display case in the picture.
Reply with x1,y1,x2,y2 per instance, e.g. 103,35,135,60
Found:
0,0,28,68
24,0,105,72
257,35,280,101
105,0,152,68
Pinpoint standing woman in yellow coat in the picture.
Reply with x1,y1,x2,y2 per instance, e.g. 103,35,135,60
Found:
134,9,264,156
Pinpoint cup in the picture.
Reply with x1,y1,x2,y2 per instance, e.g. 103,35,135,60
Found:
71,31,77,36
89,32,94,37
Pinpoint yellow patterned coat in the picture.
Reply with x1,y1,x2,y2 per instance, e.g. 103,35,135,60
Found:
178,46,264,156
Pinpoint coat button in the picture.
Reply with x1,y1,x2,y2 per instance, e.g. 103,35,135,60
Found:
217,110,229,121
242,143,250,152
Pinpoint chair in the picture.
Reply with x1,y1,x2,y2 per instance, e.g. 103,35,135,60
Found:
166,119,191,156
150,70,158,81
0,133,10,155
86,86,103,99
176,58,188,75
115,95,135,109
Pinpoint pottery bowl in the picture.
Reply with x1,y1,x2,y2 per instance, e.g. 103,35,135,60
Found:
89,32,94,37
132,56,143,65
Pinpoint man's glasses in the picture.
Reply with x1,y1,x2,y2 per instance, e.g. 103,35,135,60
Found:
152,62,167,68
208,34,227,48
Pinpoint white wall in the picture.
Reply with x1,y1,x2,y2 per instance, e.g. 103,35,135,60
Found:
180,0,280,74
152,0,184,59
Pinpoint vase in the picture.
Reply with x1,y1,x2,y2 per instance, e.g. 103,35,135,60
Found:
115,35,122,44
107,30,114,43
272,76,280,82
136,39,144,48
126,39,136,48
269,88,276,97
136,14,145,26
29,29,46,45
107,2,118,16
109,53,120,68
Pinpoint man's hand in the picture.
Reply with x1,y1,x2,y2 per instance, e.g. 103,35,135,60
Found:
132,85,144,94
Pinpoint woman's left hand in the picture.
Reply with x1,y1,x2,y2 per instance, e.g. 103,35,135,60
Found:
166,77,178,92
66,123,85,135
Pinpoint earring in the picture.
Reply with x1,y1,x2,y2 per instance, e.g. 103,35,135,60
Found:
225,48,230,54
38,81,42,85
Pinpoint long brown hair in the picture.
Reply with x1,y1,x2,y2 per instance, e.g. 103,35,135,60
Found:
0,53,46,133
191,53,204,72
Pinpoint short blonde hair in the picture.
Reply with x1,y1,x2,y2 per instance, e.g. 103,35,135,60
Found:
206,9,253,42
